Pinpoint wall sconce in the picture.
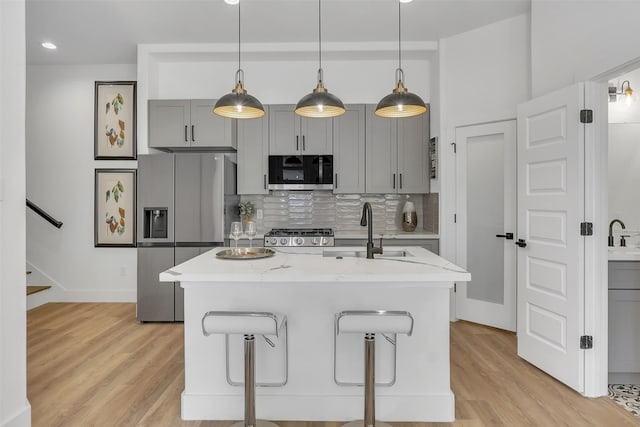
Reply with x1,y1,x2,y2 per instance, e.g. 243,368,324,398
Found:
609,80,634,105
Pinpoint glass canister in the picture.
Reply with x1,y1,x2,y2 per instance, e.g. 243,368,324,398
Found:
402,201,417,232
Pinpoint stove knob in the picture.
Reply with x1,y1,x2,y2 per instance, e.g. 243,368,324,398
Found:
311,237,320,245
267,237,278,246
294,237,304,246
320,237,328,246
280,238,289,246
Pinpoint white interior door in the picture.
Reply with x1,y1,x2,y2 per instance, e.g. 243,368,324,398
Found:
455,121,517,331
516,83,585,393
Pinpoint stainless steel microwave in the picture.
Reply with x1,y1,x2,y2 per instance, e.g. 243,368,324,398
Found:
268,155,333,190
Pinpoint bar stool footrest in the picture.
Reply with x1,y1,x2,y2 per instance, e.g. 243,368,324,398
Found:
229,420,280,427
342,420,394,427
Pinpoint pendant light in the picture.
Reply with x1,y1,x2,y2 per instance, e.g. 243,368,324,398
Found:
295,0,345,118
375,0,427,118
213,0,265,119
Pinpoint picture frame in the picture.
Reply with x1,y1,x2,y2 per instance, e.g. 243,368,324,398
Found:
94,81,137,160
95,169,137,247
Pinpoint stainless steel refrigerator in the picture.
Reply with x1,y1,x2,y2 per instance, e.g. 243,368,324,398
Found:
136,153,238,322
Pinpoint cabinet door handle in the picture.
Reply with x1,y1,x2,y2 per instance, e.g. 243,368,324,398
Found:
399,173,403,189
393,173,396,189
184,125,188,142
296,135,299,151
335,173,338,188
263,174,267,190
191,125,195,142
302,135,306,151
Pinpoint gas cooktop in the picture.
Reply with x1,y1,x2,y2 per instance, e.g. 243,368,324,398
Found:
264,228,335,247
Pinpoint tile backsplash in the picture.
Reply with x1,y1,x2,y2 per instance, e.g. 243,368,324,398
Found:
240,191,430,234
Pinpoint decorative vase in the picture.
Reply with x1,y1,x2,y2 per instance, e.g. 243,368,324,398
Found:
401,201,417,232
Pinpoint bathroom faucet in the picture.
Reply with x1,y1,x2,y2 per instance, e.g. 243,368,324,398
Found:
360,202,383,259
608,219,626,247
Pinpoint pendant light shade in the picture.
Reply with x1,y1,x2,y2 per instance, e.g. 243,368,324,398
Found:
375,1,427,118
214,1,265,119
295,0,345,118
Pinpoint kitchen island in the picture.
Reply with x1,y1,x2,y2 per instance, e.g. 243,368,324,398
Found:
160,246,470,422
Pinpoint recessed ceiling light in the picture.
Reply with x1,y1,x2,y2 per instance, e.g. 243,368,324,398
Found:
224,0,239,4
399,0,413,3
41,42,57,50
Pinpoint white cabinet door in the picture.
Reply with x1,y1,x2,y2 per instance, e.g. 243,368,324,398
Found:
517,83,585,393
190,99,236,149
148,100,190,148
455,121,517,332
237,113,269,194
333,105,365,194
365,105,397,193
398,112,430,194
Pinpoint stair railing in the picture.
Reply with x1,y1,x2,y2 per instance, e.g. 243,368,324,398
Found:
26,199,63,229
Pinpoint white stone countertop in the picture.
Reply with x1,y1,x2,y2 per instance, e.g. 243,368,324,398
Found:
334,231,439,239
608,246,640,261
161,246,469,284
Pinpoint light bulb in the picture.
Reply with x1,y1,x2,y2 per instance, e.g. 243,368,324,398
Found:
236,104,243,113
318,104,324,113
398,104,404,112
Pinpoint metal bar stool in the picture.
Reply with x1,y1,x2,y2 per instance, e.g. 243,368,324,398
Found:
336,310,414,427
202,311,287,427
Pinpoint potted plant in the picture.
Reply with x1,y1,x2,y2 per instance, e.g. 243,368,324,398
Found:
239,201,255,224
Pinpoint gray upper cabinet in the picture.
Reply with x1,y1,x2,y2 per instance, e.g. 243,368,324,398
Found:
149,99,236,150
237,110,269,195
269,104,332,155
365,105,429,194
333,104,365,194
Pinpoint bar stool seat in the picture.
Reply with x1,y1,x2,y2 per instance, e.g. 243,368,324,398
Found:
336,310,414,427
203,311,287,427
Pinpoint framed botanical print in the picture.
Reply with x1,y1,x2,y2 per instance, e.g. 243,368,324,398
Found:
94,81,137,160
95,169,136,247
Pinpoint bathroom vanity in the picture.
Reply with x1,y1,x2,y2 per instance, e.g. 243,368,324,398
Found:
608,248,640,384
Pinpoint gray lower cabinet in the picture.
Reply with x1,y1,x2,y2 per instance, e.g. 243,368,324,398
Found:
137,247,175,322
333,105,365,194
148,99,236,150
608,261,640,383
334,238,439,255
237,110,269,194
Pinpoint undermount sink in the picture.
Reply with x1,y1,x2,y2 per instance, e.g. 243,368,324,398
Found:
322,249,413,258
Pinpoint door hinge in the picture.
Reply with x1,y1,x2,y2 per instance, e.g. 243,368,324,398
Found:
580,109,593,124
580,222,593,236
454,213,457,223
580,335,593,349
454,283,457,293
451,142,457,153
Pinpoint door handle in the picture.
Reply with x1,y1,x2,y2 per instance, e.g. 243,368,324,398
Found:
296,135,299,151
302,135,306,151
399,173,403,189
516,239,527,248
184,125,188,142
191,125,195,142
393,173,396,189
496,233,514,240
335,173,338,188
263,174,267,190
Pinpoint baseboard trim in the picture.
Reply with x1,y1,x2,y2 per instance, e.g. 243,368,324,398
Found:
2,401,31,427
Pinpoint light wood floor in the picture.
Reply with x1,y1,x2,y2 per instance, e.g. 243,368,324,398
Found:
28,303,638,427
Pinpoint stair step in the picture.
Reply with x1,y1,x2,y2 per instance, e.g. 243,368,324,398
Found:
27,285,51,295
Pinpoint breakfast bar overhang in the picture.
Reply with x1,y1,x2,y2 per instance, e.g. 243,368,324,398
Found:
160,246,471,422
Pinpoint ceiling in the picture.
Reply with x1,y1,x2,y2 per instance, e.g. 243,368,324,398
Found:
26,0,530,66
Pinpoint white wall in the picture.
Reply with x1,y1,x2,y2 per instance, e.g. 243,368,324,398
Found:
531,0,640,98
0,0,30,426
26,64,138,302
438,13,530,261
